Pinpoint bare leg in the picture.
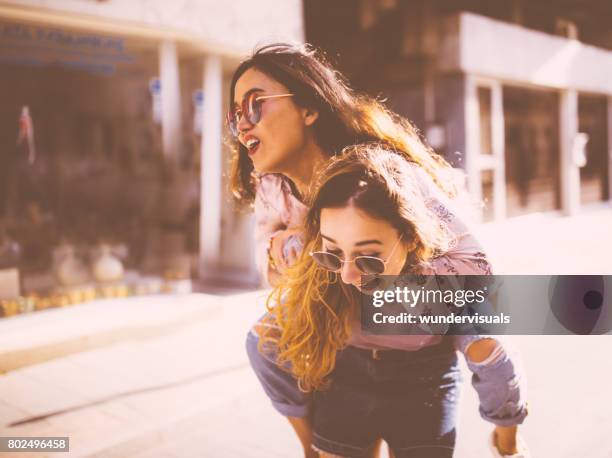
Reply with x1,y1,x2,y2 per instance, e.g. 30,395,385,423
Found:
287,416,318,458
373,439,384,458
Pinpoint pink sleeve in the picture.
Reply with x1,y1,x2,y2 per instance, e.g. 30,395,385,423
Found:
426,230,493,276
254,175,288,285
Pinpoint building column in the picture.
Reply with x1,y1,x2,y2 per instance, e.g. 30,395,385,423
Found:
199,54,223,275
491,82,507,220
559,89,580,215
159,40,182,165
464,75,482,206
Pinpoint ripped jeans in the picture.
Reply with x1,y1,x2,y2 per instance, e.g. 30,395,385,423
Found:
246,316,528,428
454,334,529,426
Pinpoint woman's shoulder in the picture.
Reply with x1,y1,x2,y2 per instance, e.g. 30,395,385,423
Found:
401,163,493,274
257,173,285,192
256,173,291,203
255,174,307,221
257,174,301,196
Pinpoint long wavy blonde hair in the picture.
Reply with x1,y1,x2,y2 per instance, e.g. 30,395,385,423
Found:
258,144,455,392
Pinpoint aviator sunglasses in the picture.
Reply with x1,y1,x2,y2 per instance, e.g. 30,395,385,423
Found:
310,234,404,275
227,92,294,137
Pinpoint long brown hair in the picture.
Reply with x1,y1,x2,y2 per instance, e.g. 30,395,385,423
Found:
229,43,456,204
259,144,454,391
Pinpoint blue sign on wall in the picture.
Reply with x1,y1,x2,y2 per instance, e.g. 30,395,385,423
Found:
0,22,135,75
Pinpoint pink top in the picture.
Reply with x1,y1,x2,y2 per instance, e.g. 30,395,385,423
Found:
254,164,493,351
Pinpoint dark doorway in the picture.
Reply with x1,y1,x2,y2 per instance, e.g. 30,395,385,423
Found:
503,86,561,217
578,94,609,205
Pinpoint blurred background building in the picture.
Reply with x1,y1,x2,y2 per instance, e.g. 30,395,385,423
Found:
305,0,612,222
0,0,303,304
0,0,611,309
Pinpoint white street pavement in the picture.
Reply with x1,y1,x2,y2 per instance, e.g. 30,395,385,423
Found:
0,208,611,457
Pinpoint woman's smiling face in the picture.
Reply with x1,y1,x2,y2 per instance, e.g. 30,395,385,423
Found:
233,67,314,174
319,205,411,292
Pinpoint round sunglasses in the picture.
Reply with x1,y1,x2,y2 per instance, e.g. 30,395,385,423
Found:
227,92,294,137
309,234,404,275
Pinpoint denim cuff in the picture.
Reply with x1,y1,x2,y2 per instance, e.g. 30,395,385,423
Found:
480,402,529,427
271,400,310,418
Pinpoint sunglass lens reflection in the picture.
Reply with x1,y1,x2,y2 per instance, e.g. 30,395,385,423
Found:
355,257,385,275
312,253,342,271
246,94,262,124
228,114,238,136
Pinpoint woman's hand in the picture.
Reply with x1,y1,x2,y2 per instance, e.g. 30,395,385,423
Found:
269,227,303,272
493,425,518,455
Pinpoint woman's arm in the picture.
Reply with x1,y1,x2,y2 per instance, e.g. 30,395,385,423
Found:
255,175,309,286
254,175,287,286
466,341,522,455
457,336,528,455
411,168,528,452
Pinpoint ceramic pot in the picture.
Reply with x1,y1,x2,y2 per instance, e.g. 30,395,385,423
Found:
91,244,124,283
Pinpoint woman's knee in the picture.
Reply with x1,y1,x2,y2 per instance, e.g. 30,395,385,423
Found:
465,337,503,366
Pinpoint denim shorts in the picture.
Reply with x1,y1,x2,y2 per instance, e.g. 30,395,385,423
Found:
311,338,461,458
